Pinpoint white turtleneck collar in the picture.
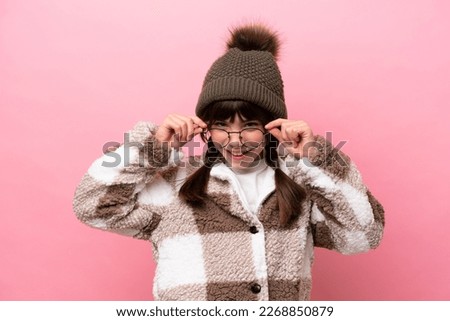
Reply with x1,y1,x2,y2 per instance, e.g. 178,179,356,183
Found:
210,161,275,215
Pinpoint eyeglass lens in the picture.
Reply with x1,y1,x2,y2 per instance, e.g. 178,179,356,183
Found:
206,128,265,148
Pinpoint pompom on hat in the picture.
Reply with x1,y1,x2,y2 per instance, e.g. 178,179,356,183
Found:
195,23,287,119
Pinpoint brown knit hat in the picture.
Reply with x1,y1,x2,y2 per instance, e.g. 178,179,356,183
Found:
195,24,287,119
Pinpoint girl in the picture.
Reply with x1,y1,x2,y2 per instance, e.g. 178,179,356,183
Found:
73,24,384,300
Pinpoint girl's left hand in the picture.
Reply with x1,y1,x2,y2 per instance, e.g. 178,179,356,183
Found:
265,119,316,159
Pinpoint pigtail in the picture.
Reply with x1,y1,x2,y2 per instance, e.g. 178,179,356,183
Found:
178,140,222,206
266,134,306,226
274,168,306,226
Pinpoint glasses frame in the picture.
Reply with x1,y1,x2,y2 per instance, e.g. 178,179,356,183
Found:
204,127,268,148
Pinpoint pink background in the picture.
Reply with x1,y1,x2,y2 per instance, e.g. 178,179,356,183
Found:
1,0,449,300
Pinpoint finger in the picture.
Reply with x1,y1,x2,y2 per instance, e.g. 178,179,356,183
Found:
193,127,205,135
176,114,205,143
191,116,208,129
286,125,301,139
269,126,294,145
273,123,297,148
184,116,197,141
180,115,195,141
163,116,186,144
265,119,293,142
268,128,283,142
157,114,179,143
170,116,189,142
270,127,296,151
265,118,288,130
171,130,181,149
280,123,291,142
286,127,300,147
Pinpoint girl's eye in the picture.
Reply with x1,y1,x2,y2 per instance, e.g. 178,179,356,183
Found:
212,121,227,127
244,121,261,127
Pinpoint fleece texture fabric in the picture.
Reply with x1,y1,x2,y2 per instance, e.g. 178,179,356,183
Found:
73,121,385,301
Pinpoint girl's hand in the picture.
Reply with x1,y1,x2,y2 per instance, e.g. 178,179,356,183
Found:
155,114,207,149
265,119,316,159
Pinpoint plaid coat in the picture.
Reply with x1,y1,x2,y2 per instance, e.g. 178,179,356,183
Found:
73,121,385,300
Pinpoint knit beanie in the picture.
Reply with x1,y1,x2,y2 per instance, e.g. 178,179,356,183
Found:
195,24,287,119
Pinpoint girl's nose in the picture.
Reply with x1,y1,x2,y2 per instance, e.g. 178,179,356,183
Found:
227,132,242,146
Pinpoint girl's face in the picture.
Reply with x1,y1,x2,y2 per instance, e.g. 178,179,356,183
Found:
208,114,266,170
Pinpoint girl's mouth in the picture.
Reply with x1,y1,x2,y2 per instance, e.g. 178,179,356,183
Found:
230,152,244,160
226,149,251,160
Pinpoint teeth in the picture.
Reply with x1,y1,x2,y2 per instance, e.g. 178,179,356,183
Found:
230,152,244,156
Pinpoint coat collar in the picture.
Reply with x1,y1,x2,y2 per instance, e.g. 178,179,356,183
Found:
207,163,261,226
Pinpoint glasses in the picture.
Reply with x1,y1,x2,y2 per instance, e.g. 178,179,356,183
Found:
204,127,267,148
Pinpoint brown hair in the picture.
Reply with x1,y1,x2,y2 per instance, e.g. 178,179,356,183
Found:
179,100,306,226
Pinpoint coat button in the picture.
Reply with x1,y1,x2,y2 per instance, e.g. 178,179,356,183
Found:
249,226,259,234
250,283,261,294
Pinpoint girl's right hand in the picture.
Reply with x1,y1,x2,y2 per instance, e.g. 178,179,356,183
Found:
154,114,207,149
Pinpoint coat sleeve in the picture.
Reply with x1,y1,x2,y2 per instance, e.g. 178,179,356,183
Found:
286,135,385,255
72,121,180,240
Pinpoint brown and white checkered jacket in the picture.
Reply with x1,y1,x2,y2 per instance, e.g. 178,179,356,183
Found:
73,121,385,300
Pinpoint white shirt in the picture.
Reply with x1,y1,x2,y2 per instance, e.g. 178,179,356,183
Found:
174,150,275,215
233,162,275,215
